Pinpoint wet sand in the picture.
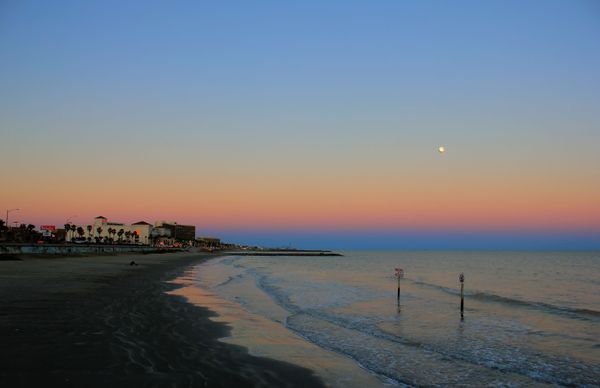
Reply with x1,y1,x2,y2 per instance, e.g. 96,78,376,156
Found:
0,251,325,387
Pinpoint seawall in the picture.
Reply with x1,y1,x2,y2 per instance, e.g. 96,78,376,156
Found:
0,243,172,256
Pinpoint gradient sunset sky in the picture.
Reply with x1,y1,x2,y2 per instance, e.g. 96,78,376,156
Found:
1,1,599,249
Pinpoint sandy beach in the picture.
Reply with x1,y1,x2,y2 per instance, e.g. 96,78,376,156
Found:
0,251,325,387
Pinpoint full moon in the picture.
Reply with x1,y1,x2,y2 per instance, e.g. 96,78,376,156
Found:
438,146,446,153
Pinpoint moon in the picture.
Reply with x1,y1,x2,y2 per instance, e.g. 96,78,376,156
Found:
438,146,446,153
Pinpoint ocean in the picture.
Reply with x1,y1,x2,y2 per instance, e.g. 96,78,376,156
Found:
170,251,600,387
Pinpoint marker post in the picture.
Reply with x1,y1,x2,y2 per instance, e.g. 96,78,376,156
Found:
459,272,465,319
395,268,404,307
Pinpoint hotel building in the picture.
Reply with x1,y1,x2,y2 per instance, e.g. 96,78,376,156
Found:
92,216,153,245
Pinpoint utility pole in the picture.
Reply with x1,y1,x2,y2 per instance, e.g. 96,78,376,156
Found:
5,208,19,232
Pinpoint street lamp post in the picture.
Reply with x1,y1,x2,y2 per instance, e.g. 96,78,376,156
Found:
5,208,19,231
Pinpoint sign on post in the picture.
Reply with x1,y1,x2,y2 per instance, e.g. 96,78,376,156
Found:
395,268,404,279
395,268,404,306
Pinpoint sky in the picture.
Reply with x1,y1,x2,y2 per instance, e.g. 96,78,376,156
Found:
1,0,599,249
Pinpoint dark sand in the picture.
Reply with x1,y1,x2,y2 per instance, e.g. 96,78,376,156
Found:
0,251,325,387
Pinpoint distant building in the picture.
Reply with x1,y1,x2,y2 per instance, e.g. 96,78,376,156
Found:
196,236,221,248
154,221,195,241
130,221,153,245
60,217,195,246
92,216,153,245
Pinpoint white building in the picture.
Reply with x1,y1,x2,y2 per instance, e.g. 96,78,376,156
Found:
92,216,153,245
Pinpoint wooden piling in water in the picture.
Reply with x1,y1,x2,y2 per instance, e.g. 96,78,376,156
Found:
397,275,401,305
459,272,465,319
395,268,404,307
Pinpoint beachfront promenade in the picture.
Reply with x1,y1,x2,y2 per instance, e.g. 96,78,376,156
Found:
0,243,164,256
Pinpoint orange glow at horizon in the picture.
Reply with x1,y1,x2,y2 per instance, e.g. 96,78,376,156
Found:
3,164,599,232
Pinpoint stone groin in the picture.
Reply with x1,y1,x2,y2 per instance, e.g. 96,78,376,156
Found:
225,250,342,257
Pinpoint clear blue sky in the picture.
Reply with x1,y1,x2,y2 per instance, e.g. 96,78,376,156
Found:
1,1,599,249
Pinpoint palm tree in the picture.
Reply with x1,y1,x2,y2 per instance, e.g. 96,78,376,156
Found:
63,224,71,242
27,224,35,240
96,226,103,243
76,226,85,240
125,230,131,243
87,225,92,240
24,224,36,243
117,228,124,243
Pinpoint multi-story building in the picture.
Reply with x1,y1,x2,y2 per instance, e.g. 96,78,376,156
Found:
154,221,196,241
64,217,196,245
196,236,221,248
92,216,153,245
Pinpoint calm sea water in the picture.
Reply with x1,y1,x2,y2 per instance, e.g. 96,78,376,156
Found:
172,251,600,387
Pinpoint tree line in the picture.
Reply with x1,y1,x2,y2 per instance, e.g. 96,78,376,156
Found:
63,224,140,244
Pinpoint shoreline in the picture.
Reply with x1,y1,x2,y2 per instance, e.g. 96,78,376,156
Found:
168,256,389,388
0,251,325,387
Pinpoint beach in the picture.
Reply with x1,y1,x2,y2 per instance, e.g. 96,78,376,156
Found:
2,250,599,387
0,251,324,387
